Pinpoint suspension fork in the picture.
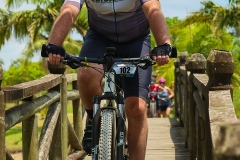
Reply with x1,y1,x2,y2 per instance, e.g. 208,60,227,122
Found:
91,96,101,159
116,96,126,159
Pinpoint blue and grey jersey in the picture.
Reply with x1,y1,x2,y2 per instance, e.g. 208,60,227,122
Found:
64,0,152,43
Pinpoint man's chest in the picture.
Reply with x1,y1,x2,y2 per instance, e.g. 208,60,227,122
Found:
86,0,139,14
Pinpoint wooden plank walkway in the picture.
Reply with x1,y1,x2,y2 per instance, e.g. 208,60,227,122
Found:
146,118,189,160
81,118,189,160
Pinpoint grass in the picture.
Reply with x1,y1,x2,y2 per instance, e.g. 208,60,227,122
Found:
5,101,74,152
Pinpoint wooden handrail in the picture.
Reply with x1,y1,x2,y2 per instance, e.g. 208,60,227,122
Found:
175,49,238,160
0,69,84,159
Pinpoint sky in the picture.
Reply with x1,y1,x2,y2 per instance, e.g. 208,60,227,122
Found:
0,0,229,70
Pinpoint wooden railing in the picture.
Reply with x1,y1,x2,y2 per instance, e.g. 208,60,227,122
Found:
1,49,240,160
174,49,239,160
0,63,84,160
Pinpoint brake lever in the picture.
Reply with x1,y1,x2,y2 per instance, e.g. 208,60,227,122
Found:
60,55,84,69
137,55,156,69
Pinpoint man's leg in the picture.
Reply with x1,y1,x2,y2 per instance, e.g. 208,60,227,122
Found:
77,64,103,154
77,64,103,112
125,97,148,160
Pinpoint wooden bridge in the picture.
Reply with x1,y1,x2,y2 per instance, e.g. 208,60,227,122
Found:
80,118,189,160
0,49,239,160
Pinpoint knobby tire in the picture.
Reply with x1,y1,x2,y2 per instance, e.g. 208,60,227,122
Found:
149,101,156,118
98,109,117,160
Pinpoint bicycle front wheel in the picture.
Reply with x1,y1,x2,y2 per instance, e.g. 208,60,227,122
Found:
98,109,117,160
149,101,156,118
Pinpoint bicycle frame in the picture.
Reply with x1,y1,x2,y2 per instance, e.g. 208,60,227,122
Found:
91,52,127,160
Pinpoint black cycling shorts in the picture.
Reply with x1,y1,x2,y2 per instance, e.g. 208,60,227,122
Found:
79,29,152,101
157,100,172,111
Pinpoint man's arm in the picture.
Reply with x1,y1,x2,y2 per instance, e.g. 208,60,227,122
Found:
47,4,80,64
142,0,171,45
48,4,80,45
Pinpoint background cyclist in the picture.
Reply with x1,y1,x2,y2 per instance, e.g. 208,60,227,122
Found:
147,78,159,117
157,78,174,118
42,0,172,159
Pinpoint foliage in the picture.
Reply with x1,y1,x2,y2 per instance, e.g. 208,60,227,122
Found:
0,0,88,62
152,59,175,89
2,59,45,86
180,1,240,36
233,87,240,117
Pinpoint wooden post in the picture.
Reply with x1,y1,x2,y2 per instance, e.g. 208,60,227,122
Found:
174,59,180,119
60,75,68,159
72,81,83,149
206,50,234,94
47,62,67,159
22,115,38,160
174,52,188,124
206,49,234,160
214,120,240,160
47,62,66,74
185,53,206,160
0,64,6,160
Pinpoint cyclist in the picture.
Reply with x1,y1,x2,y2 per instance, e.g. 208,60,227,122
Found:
157,78,174,117
42,0,172,159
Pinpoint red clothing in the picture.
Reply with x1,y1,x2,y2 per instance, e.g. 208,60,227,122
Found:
149,84,159,93
149,84,159,100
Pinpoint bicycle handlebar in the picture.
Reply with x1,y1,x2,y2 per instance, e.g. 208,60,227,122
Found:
41,44,177,69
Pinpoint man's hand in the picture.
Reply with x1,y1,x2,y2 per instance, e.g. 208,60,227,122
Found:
150,43,172,66
41,43,65,64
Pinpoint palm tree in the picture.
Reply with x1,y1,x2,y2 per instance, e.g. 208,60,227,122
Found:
0,0,88,60
181,1,240,36
179,1,240,107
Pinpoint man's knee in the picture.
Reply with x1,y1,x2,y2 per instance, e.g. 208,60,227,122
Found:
125,97,147,119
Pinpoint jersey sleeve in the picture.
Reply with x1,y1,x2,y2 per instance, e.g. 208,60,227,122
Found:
141,0,159,4
64,0,84,9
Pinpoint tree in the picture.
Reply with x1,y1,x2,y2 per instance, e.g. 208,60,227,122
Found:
0,0,88,61
181,1,240,36
2,59,45,86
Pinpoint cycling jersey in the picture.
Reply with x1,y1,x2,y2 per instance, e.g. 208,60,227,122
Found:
64,0,152,43
149,84,159,98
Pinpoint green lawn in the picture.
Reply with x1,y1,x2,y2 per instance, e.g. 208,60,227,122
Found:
5,101,74,152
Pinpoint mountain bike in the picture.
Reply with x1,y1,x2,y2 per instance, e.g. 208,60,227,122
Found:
41,45,177,159
41,46,157,160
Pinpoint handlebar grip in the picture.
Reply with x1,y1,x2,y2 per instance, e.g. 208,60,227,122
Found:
41,44,67,58
41,44,48,57
171,46,177,58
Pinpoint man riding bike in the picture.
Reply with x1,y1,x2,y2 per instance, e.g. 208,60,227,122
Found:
42,0,172,159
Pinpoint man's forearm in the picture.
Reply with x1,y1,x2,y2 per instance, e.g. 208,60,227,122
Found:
142,0,171,45
48,5,79,45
